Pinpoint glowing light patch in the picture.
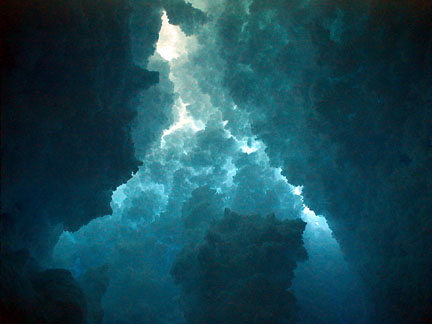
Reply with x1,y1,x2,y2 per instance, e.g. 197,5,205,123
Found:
156,11,182,61
241,145,258,154
161,98,204,146
293,186,303,196
239,137,261,154
302,206,332,233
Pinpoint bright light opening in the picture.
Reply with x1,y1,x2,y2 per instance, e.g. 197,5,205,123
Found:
156,11,182,61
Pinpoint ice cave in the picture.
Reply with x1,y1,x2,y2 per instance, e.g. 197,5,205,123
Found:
1,1,431,324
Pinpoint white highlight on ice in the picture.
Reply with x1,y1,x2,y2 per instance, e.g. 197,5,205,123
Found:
239,137,261,155
293,185,303,196
241,144,258,154
161,98,204,146
291,184,330,232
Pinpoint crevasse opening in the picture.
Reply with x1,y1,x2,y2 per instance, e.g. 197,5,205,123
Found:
53,9,371,324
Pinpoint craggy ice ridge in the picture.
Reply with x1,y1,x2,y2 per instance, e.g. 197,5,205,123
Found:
54,7,370,324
